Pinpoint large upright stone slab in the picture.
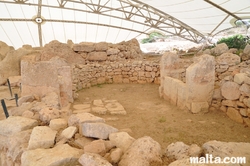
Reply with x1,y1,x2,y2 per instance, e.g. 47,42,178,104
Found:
159,52,182,97
0,116,38,136
21,59,60,98
21,57,73,107
57,66,73,107
186,54,215,105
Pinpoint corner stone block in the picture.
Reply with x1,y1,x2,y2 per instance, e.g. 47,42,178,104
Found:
191,102,209,114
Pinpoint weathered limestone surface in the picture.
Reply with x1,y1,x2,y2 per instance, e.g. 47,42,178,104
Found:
0,116,38,136
28,126,57,150
40,40,85,64
186,54,215,104
109,132,135,152
21,144,83,166
166,142,202,160
221,81,241,100
202,140,250,165
68,113,105,126
21,57,73,107
78,153,112,166
119,136,162,166
161,54,215,113
80,122,118,139
0,47,39,85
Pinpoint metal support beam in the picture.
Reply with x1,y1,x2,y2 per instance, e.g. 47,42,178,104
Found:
37,0,43,47
204,0,241,20
0,0,206,44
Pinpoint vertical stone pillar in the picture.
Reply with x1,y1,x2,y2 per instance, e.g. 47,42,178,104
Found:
186,54,215,113
159,52,182,97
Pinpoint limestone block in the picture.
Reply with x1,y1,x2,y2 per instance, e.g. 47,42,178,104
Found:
105,101,127,115
84,140,106,156
191,102,209,114
234,73,246,85
226,107,243,123
92,106,108,115
216,52,241,66
166,142,190,160
221,99,236,107
41,40,85,64
6,129,32,162
22,144,83,166
109,132,135,152
28,126,57,150
39,107,61,124
18,95,35,106
119,136,162,166
107,48,120,55
68,113,105,126
49,118,67,131
176,80,187,109
21,60,60,98
163,76,179,105
78,153,112,166
107,148,123,164
95,42,108,51
186,54,215,104
243,98,250,107
212,43,228,56
73,104,91,110
93,99,104,107
8,75,21,87
0,48,39,85
41,92,60,109
87,52,107,61
60,126,77,139
202,140,250,164
80,122,118,139
73,42,95,52
57,66,73,106
0,41,13,57
221,81,241,100
239,84,250,96
0,116,38,136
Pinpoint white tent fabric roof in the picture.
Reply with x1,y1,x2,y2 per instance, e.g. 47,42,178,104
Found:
0,0,249,49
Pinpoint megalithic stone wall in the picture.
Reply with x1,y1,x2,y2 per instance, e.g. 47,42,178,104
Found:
160,53,215,113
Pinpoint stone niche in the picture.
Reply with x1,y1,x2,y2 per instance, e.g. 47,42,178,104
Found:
21,56,73,108
160,53,215,113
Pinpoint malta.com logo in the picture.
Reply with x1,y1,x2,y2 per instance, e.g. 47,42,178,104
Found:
190,154,246,164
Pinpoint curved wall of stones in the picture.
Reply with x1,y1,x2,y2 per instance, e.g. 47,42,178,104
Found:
72,60,160,91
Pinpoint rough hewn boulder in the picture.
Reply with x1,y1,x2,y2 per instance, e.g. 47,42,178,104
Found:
40,40,85,64
119,136,162,166
0,47,40,85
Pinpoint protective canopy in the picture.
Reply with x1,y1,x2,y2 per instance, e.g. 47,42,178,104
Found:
0,0,249,48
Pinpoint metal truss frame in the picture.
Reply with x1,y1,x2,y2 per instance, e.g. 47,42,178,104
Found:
0,0,206,47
